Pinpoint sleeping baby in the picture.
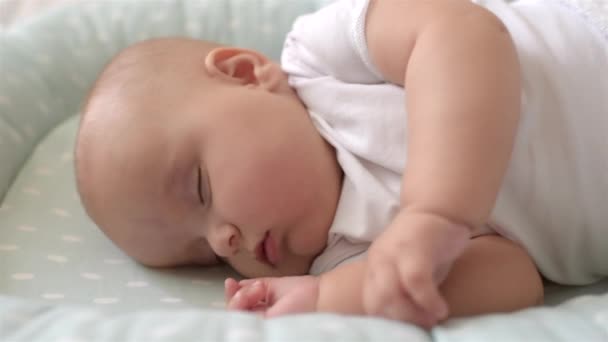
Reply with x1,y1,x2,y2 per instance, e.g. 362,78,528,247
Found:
75,0,608,328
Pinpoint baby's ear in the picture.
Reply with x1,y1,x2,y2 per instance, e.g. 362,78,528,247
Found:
205,47,284,91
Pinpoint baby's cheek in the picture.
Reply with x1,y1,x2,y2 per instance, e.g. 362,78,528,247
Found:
212,147,314,231
288,220,327,256
237,163,297,213
211,168,276,225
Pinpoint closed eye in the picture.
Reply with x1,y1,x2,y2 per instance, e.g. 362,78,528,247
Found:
197,167,205,205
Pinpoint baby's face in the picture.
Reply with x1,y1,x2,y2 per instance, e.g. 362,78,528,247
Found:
79,44,342,278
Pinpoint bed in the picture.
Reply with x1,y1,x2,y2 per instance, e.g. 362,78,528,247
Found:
1,0,607,340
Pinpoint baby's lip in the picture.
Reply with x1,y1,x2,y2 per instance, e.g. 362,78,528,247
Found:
264,232,280,267
255,231,279,267
255,232,270,266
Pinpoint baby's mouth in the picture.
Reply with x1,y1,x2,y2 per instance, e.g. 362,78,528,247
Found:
255,231,279,267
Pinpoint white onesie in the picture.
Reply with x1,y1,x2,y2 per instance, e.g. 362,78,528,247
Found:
281,0,608,285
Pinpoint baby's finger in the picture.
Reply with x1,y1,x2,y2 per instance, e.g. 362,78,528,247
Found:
224,278,240,302
227,281,267,311
369,268,437,328
239,278,273,287
239,278,261,286
265,292,310,318
227,284,262,311
399,261,448,320
385,291,438,329
366,263,437,326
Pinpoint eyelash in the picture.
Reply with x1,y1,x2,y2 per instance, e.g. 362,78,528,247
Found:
197,167,205,205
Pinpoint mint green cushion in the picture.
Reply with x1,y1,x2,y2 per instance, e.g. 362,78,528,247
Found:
1,0,608,341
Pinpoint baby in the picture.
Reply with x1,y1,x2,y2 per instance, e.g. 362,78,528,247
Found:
75,0,608,328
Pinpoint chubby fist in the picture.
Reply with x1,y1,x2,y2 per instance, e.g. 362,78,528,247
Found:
363,210,470,327
225,275,320,318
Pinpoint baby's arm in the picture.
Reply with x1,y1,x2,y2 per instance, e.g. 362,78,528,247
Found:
363,0,521,321
367,0,521,220
227,236,543,327
317,236,543,327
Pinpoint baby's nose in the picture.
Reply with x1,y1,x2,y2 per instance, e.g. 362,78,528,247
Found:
208,223,240,257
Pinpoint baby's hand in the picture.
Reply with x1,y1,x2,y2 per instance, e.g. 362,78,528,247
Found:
225,275,320,318
363,210,470,327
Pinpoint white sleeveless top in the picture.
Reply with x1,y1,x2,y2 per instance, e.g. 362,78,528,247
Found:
281,0,608,284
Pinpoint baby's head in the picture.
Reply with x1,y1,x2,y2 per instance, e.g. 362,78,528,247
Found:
75,38,342,278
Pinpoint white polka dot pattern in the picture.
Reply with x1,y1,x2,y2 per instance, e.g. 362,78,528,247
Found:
46,255,68,263
103,258,127,265
11,273,35,280
0,111,235,311
17,225,37,232
93,297,119,305
160,297,183,304
42,293,65,300
35,167,53,175
61,235,82,242
80,273,102,280
53,208,72,218
126,281,149,288
22,187,41,196
0,245,19,251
